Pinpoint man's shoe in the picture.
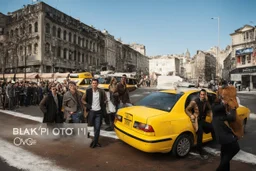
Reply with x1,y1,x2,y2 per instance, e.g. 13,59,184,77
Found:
96,143,101,147
105,127,114,131
200,154,209,160
90,141,95,148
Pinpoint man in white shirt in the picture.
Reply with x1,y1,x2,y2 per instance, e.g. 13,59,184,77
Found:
84,79,106,148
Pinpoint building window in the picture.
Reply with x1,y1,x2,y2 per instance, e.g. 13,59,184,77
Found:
86,40,88,49
10,30,13,37
52,46,56,56
19,46,23,57
28,44,32,55
63,48,67,59
34,43,38,54
74,50,76,61
15,28,19,36
45,43,50,53
69,32,72,42
57,46,61,58
29,24,32,33
78,37,81,46
34,22,38,32
52,26,56,37
237,56,240,63
73,34,76,44
242,56,246,65
78,52,81,62
247,54,251,63
82,53,84,63
63,30,67,40
69,50,72,60
86,54,88,63
82,38,84,47
46,23,50,34
57,28,61,38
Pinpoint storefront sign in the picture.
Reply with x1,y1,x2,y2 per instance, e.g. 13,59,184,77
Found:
230,74,241,81
230,66,256,74
235,48,253,55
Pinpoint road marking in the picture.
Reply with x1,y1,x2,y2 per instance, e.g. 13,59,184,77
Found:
1,109,256,165
203,147,256,165
0,138,70,171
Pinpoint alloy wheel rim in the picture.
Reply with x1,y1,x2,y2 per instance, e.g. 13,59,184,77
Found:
177,137,190,156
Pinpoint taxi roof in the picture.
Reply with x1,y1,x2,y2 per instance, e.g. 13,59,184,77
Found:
160,88,215,94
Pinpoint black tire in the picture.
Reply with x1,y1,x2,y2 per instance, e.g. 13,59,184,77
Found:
172,134,192,157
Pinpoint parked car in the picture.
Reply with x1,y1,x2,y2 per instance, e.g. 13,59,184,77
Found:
114,89,250,157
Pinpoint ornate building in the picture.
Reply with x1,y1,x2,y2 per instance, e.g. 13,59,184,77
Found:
230,24,256,90
1,2,105,74
0,2,149,75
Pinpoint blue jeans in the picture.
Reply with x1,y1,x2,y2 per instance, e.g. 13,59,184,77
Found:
71,111,82,123
88,110,103,144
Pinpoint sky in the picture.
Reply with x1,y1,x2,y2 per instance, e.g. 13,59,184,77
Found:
0,0,255,57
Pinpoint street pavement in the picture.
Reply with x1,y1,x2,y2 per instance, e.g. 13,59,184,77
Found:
0,87,256,171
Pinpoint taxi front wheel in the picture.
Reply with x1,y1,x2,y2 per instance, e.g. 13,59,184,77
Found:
172,134,192,157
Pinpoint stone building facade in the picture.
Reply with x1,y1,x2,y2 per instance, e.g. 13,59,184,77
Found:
230,24,256,90
0,2,149,75
129,43,146,56
149,55,181,76
190,50,216,82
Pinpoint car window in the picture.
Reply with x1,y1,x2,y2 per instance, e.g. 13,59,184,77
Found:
98,77,111,84
136,92,183,112
185,92,198,109
80,78,91,85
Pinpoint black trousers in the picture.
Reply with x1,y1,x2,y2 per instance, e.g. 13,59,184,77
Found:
217,141,240,171
196,120,215,154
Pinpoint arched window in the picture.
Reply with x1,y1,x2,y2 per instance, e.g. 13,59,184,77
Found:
34,22,38,32
52,26,56,37
82,38,84,47
69,50,72,60
63,30,67,40
69,32,72,42
45,43,50,53
57,28,61,38
34,43,38,54
29,24,32,33
45,23,50,34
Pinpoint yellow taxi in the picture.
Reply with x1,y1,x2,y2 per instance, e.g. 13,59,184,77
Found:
114,89,250,157
69,72,93,89
98,76,138,92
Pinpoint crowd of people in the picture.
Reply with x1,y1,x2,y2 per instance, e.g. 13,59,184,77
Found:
0,79,69,110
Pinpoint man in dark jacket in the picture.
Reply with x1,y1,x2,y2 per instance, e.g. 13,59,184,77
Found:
84,79,106,148
212,100,240,171
185,89,214,159
39,84,64,123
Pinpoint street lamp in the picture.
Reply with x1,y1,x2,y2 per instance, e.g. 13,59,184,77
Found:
211,17,220,78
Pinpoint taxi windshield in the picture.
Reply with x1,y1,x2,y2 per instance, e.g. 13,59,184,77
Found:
136,92,183,112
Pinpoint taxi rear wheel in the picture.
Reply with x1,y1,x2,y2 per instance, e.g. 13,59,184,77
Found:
172,134,192,157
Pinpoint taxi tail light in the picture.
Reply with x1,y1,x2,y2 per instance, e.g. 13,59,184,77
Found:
115,115,123,122
133,121,154,132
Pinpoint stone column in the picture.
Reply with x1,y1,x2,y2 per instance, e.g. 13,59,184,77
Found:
250,75,253,90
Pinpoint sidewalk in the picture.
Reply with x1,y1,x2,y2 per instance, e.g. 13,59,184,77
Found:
237,90,256,95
